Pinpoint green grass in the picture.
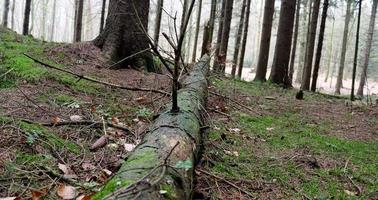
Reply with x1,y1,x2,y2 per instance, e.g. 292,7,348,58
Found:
204,78,378,199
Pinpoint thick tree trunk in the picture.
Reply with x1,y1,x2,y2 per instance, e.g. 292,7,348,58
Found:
99,0,107,33
357,0,377,96
2,0,10,27
74,0,84,42
269,0,297,87
93,0,154,71
92,55,210,200
213,0,226,72
288,0,302,85
154,0,164,45
22,0,31,35
50,0,57,41
231,0,247,78
311,0,329,92
237,0,251,78
254,0,275,81
295,0,310,83
301,0,320,91
192,0,202,62
335,0,353,94
218,0,234,73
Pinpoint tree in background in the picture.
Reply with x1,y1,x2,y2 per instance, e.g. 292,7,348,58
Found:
192,0,202,62
218,0,234,73
335,0,353,94
74,0,84,42
311,0,329,91
269,0,297,87
301,0,320,90
94,0,154,71
231,0,247,77
237,0,251,78
154,0,164,45
22,0,32,35
213,0,226,72
208,0,217,44
2,0,10,27
288,0,302,85
357,0,378,96
50,0,57,41
254,0,275,81
99,0,107,33
295,0,310,83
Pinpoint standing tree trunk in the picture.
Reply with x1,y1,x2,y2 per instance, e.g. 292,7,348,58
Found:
335,0,353,94
213,0,226,72
300,0,320,91
231,0,247,77
254,0,276,81
357,0,377,96
154,0,164,45
311,0,329,91
99,0,107,33
288,0,302,85
208,0,217,43
74,0,84,42
192,0,203,62
181,0,189,31
324,18,335,82
50,0,57,41
295,0,310,83
268,0,297,86
219,0,234,73
2,0,10,27
22,0,32,35
94,0,154,71
237,0,251,78
11,0,15,29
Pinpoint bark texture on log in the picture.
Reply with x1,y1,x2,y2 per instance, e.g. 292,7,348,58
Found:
93,55,210,200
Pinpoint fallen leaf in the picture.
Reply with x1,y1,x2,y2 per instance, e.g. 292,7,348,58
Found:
0,197,20,200
57,184,77,200
31,188,48,200
52,117,61,125
124,143,136,152
90,135,108,151
344,190,357,196
81,162,96,170
135,96,147,103
111,117,119,124
70,115,82,122
266,127,274,131
229,128,241,133
132,118,140,123
102,169,112,176
76,194,93,200
58,163,78,179
233,151,239,157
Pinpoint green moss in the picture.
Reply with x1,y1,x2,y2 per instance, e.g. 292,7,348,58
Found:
92,178,134,200
52,74,99,94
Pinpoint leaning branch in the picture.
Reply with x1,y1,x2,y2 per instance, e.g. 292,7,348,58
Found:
24,53,170,96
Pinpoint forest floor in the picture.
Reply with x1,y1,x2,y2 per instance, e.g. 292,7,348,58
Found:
0,28,377,200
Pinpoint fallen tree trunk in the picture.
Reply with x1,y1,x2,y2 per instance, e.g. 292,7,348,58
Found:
93,55,210,200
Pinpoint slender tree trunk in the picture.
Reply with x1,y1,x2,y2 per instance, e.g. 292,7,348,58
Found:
74,0,84,42
192,0,202,62
254,0,276,81
41,0,47,40
201,22,211,56
213,0,226,72
300,0,320,90
310,0,329,91
153,0,163,45
231,0,247,77
29,0,35,34
99,0,107,33
269,0,297,87
335,0,353,94
22,0,32,35
357,0,377,96
208,0,217,43
2,0,10,27
324,18,335,82
295,0,310,83
288,0,302,85
181,0,189,31
11,0,15,29
219,0,234,73
50,0,57,41
237,0,251,78
351,0,362,101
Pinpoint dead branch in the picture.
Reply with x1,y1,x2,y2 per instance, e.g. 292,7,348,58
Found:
209,91,260,115
24,53,170,96
0,68,14,79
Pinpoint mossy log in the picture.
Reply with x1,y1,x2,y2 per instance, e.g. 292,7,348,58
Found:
93,55,210,200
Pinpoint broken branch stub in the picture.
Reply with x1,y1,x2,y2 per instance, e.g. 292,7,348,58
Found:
93,55,210,200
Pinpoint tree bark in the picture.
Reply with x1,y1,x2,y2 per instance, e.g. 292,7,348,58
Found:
74,0,84,42
50,0,57,41
254,0,276,81
201,22,211,56
93,0,155,71
324,18,335,83
288,0,302,85
213,0,226,72
2,0,10,27
22,0,32,35
300,0,320,91
11,0,15,29
335,0,353,94
154,0,163,46
269,0,297,87
231,0,247,78
218,0,234,73
92,55,210,200
237,0,251,78
357,0,377,96
192,0,203,62
295,0,310,83
208,0,217,44
99,0,107,33
311,0,329,92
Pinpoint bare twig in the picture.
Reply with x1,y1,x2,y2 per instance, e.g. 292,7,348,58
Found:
108,48,152,69
209,91,259,115
0,68,14,79
24,53,170,96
